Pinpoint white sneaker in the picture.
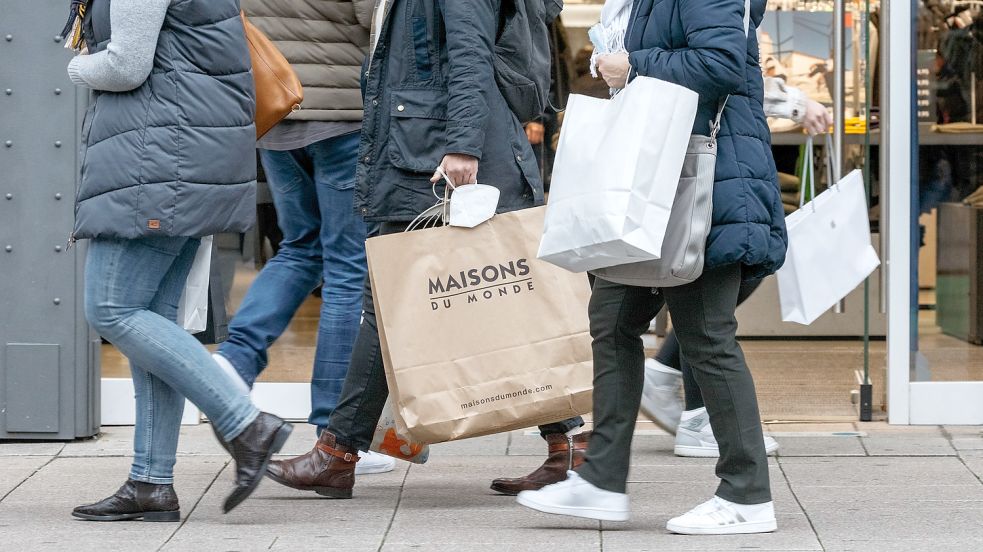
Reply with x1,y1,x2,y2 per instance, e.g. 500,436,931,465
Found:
638,359,684,434
355,450,396,475
667,496,777,535
674,408,780,458
517,471,629,522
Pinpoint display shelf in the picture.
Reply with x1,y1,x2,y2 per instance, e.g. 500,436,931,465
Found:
772,125,983,146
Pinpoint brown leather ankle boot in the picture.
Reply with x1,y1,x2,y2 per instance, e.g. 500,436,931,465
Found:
490,431,590,496
265,431,357,499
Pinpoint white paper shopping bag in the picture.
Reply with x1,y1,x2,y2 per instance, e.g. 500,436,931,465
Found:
538,76,699,272
777,138,880,325
176,235,213,333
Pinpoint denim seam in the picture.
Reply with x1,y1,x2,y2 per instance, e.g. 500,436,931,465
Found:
112,316,253,439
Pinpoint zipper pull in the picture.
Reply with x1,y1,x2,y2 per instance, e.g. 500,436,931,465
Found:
66,232,77,250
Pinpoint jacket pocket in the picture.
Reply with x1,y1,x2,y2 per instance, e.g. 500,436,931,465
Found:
388,88,448,173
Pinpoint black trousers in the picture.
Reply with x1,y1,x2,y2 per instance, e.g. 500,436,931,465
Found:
577,265,771,504
325,222,584,451
655,278,764,410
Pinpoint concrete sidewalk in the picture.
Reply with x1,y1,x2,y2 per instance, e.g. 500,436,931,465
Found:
3,423,983,551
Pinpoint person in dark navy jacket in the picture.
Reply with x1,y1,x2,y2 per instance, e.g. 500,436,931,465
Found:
516,0,787,535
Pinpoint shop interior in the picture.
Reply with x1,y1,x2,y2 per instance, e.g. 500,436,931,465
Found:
102,0,983,424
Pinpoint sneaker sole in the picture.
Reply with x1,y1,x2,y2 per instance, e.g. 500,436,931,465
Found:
674,441,781,458
666,519,777,535
516,494,629,522
71,510,181,522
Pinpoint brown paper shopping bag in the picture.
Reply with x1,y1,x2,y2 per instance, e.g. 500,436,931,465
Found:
366,206,593,444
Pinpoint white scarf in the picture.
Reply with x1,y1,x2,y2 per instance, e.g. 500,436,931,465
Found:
588,0,634,79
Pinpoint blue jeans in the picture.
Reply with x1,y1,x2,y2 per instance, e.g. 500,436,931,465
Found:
219,132,367,431
85,237,260,485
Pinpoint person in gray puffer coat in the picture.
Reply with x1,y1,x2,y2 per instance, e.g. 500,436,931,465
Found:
66,0,291,522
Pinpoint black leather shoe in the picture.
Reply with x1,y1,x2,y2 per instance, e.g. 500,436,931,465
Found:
72,480,180,522
223,412,293,513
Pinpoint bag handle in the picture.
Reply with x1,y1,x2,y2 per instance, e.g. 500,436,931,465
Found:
825,132,841,191
406,167,458,231
800,136,816,210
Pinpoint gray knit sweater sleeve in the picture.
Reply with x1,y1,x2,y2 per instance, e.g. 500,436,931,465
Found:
67,0,172,92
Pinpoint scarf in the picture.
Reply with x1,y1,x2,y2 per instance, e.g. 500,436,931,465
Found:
60,0,90,52
588,0,634,80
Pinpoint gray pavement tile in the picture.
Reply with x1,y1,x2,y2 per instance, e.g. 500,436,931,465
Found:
958,456,983,483
0,456,225,552
384,522,601,546
788,483,983,509
0,455,52,499
950,436,983,451
427,432,509,457
0,442,64,457
861,435,956,456
600,513,821,551
60,424,229,457
804,509,983,543
383,545,599,552
774,436,867,457
778,456,974,486
164,462,403,551
823,539,983,552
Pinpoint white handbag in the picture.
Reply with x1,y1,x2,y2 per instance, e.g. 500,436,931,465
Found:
776,136,881,325
537,76,699,272
176,235,213,333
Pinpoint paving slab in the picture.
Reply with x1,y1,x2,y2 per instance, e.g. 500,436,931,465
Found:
861,434,956,456
0,456,52,500
804,509,983,544
774,436,867,457
778,456,973,486
427,433,509,457
60,425,229,458
0,442,64,457
163,461,407,551
0,456,225,552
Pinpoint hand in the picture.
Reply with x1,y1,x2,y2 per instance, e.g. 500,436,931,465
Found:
596,52,631,89
802,100,833,135
525,122,545,145
430,154,479,187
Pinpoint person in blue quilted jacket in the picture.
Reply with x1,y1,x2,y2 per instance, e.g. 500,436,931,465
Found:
517,0,788,535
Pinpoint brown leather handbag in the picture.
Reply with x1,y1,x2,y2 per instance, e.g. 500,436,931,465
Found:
241,12,303,138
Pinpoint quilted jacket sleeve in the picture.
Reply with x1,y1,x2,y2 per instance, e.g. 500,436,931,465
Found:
353,0,375,30
628,0,748,99
435,0,497,159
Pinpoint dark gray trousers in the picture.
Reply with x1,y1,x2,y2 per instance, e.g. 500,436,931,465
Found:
577,264,771,504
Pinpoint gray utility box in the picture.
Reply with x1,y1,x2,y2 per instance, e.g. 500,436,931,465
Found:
0,0,100,440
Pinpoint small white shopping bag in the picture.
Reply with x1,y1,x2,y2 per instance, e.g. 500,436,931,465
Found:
538,76,699,272
176,235,213,333
777,138,880,325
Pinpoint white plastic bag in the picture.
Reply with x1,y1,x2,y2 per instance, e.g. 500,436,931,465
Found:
777,138,880,325
538,76,699,272
176,235,213,333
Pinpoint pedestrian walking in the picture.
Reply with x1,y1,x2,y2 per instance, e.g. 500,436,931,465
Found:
517,0,789,535
642,77,834,457
212,0,395,476
65,0,291,520
262,0,588,499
